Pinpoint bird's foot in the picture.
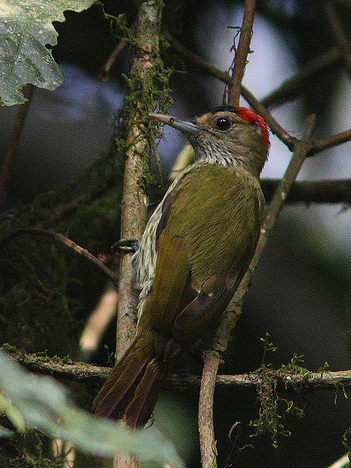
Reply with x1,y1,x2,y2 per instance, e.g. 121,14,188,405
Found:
112,238,140,254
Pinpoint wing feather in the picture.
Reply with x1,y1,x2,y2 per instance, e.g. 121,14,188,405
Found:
143,164,263,352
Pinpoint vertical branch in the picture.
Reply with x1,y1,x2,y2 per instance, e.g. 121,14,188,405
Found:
228,0,256,106
0,84,33,207
116,0,164,361
198,352,219,468
113,2,166,468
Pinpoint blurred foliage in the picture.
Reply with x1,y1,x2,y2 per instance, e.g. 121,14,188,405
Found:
0,350,184,468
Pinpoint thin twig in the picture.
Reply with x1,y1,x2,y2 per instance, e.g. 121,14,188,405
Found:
323,2,351,79
166,29,343,116
0,228,119,287
256,115,316,241
166,29,351,156
223,422,245,468
261,47,342,109
0,84,33,208
99,38,130,81
99,21,137,81
228,0,256,105
165,30,351,157
164,31,231,84
311,127,351,154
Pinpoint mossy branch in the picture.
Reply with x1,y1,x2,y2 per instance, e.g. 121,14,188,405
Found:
115,0,171,363
7,348,351,392
111,2,171,466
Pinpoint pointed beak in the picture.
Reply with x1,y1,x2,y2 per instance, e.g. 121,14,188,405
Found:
150,113,201,136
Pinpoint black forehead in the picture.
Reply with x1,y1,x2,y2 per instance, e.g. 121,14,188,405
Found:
210,105,238,114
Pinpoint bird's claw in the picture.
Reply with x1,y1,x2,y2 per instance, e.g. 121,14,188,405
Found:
112,238,140,254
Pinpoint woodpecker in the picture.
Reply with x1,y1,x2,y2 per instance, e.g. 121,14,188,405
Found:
94,105,270,428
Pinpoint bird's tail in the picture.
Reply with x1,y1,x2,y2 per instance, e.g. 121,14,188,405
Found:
93,332,169,429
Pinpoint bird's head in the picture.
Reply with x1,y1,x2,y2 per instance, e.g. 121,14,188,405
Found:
151,105,270,177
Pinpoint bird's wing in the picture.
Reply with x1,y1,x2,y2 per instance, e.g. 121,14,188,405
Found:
144,164,263,350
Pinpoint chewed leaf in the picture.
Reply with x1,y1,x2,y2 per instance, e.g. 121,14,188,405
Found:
0,0,96,106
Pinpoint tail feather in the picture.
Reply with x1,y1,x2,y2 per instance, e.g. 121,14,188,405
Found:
94,333,169,427
93,337,154,420
124,357,170,428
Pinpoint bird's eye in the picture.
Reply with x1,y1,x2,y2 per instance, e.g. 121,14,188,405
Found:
212,116,232,131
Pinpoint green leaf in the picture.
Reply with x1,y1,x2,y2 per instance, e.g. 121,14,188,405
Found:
0,350,184,467
0,0,96,106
